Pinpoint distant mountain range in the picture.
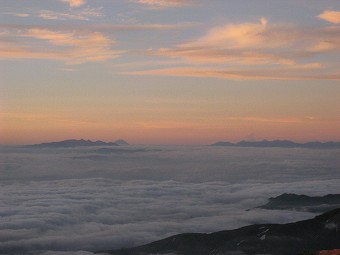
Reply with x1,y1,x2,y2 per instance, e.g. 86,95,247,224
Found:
211,140,340,149
103,208,340,255
26,139,129,148
256,193,340,213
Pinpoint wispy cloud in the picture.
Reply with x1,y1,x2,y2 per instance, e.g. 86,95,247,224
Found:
61,0,86,8
155,18,339,65
4,5,103,21
0,20,200,64
14,13,31,17
128,18,340,80
318,10,340,24
87,22,198,32
225,116,316,124
38,7,103,21
135,0,193,9
0,27,120,64
127,67,340,80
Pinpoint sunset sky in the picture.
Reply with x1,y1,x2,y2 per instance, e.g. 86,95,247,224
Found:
1,0,340,145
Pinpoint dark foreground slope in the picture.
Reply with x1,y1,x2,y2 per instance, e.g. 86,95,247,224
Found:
103,208,340,255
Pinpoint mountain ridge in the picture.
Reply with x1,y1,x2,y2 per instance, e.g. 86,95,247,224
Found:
26,139,129,148
211,140,340,149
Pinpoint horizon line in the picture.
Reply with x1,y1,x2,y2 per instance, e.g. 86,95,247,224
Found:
1,138,340,147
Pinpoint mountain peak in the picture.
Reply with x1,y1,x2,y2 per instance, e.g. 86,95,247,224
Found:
113,139,129,146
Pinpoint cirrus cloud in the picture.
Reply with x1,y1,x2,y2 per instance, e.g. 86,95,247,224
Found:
0,27,120,64
129,18,340,80
155,18,340,65
127,66,340,81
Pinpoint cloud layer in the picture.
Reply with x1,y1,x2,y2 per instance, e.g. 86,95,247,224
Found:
0,145,339,254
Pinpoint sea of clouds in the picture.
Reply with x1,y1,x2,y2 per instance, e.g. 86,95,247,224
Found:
0,145,339,254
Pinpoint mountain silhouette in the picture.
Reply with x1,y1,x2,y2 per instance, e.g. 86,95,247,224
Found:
212,140,340,149
26,139,125,148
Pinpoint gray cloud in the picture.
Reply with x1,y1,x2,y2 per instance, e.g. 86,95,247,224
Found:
0,145,339,254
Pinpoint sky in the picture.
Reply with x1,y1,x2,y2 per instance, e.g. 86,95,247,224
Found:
1,0,340,145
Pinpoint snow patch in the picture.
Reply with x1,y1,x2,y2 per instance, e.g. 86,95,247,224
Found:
237,240,245,246
325,222,338,231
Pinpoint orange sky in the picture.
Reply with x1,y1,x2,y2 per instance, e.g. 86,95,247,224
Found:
1,0,340,144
